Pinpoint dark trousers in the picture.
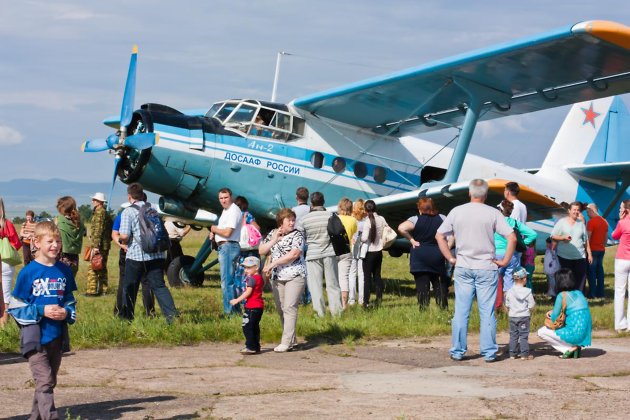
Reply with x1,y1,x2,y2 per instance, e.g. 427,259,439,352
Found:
413,271,448,309
166,239,184,267
558,256,587,293
242,308,264,351
27,337,62,420
509,316,531,357
114,250,155,316
121,258,178,322
362,250,383,307
22,241,34,265
587,250,605,298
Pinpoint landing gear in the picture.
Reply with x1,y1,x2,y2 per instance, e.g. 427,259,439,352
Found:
167,255,204,287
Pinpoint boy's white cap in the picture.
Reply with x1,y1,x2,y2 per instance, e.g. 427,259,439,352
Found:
91,192,107,202
241,256,261,267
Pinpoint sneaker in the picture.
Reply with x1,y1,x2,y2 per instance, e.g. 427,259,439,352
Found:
509,355,517,360
519,354,534,360
484,357,497,363
274,344,291,353
450,354,463,361
240,347,258,355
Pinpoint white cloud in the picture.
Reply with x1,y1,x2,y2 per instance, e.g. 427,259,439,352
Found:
0,125,24,145
0,90,115,111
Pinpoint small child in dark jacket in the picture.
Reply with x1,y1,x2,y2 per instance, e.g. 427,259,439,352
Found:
504,267,536,360
230,256,264,354
8,221,77,420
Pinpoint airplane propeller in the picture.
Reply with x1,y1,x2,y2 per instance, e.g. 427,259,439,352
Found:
81,45,158,209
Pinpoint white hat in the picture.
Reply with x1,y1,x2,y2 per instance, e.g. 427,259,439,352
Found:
241,256,261,267
91,192,107,202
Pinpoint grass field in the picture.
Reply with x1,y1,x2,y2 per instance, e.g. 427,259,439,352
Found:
0,228,623,352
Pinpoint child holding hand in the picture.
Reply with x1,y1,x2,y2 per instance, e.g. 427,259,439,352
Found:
504,267,536,360
230,256,264,354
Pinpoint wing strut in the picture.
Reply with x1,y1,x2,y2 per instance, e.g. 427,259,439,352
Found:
440,77,512,185
603,178,630,218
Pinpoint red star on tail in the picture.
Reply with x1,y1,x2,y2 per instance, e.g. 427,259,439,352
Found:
581,103,600,128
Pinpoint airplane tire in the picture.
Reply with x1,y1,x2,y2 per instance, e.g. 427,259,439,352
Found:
167,255,204,287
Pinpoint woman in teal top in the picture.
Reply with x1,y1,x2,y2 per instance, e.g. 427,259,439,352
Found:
537,268,592,358
495,200,537,292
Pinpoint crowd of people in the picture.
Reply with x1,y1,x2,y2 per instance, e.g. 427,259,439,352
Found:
1,179,630,418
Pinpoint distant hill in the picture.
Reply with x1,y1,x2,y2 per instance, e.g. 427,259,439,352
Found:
0,178,137,218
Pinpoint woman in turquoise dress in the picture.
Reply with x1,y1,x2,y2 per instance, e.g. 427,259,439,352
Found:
537,268,592,358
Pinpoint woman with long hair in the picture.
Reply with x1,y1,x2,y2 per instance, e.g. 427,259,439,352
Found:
612,199,630,332
0,197,22,327
56,196,85,277
349,199,366,306
360,200,386,308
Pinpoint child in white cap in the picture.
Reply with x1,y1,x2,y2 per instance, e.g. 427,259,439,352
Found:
504,267,536,359
230,256,264,354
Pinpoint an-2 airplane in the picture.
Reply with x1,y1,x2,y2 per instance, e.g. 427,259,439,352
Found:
83,20,630,287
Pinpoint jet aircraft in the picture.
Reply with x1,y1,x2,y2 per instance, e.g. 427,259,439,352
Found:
83,20,630,286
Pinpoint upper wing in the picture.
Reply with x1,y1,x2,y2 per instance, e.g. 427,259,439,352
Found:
293,21,630,135
365,178,562,229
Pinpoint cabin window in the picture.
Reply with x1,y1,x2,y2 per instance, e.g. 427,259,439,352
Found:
290,117,305,139
332,157,346,173
228,105,257,123
311,152,324,169
206,103,223,118
353,162,367,178
420,165,446,185
373,166,387,183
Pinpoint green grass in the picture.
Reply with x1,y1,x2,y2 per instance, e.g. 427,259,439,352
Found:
0,228,620,352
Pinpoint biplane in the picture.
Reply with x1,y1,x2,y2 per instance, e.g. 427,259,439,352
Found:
83,20,630,286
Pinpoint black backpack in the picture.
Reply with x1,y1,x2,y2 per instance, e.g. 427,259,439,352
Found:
327,213,350,256
130,203,170,253
510,219,528,253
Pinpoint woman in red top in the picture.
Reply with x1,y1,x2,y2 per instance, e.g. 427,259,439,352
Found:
1,197,22,327
612,199,630,332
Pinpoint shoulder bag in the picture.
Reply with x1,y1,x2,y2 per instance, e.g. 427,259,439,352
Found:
544,292,567,330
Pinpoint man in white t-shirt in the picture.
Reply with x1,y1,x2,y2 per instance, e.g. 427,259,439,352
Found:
208,188,243,315
436,179,516,362
504,181,527,223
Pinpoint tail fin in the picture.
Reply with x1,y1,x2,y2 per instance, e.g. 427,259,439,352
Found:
539,96,630,171
538,96,630,221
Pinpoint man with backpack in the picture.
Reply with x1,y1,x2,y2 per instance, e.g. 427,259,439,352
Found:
301,192,342,317
118,183,179,323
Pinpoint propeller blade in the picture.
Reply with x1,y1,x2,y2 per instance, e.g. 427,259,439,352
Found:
119,45,138,128
124,132,158,150
107,155,122,211
81,139,110,153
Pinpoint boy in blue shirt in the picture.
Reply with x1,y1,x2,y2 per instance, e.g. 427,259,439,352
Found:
9,221,77,420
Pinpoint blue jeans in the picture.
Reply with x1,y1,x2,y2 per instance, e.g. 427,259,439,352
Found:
496,252,521,292
121,258,178,322
218,242,241,314
587,250,605,298
450,267,498,361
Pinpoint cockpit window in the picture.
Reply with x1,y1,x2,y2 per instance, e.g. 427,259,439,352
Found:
206,103,223,118
228,105,257,123
213,103,238,122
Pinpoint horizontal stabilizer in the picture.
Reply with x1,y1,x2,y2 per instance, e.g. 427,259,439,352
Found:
566,162,630,181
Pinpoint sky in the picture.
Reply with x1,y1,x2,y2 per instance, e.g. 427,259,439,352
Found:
1,0,629,185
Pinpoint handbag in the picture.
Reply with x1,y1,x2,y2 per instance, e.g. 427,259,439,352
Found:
544,292,567,330
239,215,262,251
382,224,397,249
83,246,93,262
90,252,104,271
0,237,21,266
262,255,274,283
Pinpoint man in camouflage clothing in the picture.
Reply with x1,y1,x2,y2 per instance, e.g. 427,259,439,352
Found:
86,192,113,296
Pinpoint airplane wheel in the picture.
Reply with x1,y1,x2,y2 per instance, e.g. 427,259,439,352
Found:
167,255,204,287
